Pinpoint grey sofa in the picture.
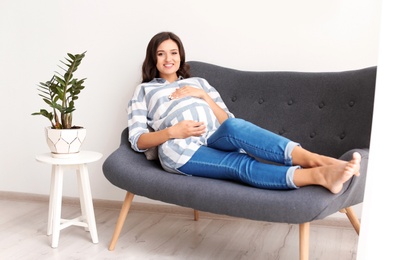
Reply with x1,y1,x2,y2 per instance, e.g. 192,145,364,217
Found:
103,61,376,259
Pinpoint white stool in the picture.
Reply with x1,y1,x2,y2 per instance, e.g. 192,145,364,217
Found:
36,151,102,248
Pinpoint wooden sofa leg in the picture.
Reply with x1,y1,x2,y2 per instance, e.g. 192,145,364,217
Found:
108,192,135,251
194,209,199,221
340,207,360,235
299,222,310,260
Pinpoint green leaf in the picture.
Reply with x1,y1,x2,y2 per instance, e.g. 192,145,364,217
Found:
54,75,65,86
67,53,75,60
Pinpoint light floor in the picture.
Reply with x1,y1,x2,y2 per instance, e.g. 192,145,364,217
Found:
0,195,358,260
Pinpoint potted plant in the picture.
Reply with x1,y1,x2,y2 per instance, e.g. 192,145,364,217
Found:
32,51,87,158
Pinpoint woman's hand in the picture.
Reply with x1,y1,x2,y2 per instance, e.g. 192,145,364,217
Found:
137,120,206,150
169,120,206,139
169,86,206,100
169,85,229,125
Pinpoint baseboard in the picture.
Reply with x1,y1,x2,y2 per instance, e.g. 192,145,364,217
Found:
0,190,357,228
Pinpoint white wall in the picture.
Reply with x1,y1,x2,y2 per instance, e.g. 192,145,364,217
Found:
0,0,381,208
357,0,398,258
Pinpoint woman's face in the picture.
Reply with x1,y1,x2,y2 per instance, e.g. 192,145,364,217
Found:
156,39,181,82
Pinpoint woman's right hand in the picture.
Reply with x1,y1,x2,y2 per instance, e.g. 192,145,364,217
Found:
169,120,206,139
137,120,206,150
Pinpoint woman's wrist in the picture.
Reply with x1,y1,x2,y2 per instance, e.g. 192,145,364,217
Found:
165,126,175,140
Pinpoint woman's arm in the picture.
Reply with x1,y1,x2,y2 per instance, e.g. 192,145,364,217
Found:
201,93,229,124
137,120,206,150
169,86,229,124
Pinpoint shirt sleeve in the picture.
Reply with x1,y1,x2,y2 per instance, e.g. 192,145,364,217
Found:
196,77,235,119
127,84,149,152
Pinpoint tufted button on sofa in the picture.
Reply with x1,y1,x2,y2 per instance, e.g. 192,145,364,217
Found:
103,61,376,259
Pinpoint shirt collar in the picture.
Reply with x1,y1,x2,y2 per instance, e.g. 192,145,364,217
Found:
150,76,184,84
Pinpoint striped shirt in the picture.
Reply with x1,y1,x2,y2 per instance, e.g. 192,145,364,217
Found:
127,77,234,173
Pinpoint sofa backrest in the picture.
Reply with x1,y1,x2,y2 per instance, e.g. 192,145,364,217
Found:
189,61,377,158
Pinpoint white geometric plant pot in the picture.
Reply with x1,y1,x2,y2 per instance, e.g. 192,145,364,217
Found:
45,127,87,158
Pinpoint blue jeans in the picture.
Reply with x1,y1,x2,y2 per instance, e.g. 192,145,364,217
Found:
178,118,300,190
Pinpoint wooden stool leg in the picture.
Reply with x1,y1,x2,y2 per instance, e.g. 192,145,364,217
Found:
299,222,310,260
77,164,98,243
47,166,57,236
76,167,88,232
193,209,199,221
108,192,135,251
50,165,64,248
340,207,361,235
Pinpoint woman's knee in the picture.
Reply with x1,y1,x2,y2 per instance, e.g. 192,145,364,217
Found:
221,118,245,131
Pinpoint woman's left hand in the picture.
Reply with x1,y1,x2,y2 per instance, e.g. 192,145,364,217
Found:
169,85,229,125
169,86,206,100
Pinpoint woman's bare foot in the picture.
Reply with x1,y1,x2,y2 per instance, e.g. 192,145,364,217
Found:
293,152,361,194
292,146,344,168
318,152,361,194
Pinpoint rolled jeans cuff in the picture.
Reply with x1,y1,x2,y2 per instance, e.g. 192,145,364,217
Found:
284,141,300,166
286,166,300,189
